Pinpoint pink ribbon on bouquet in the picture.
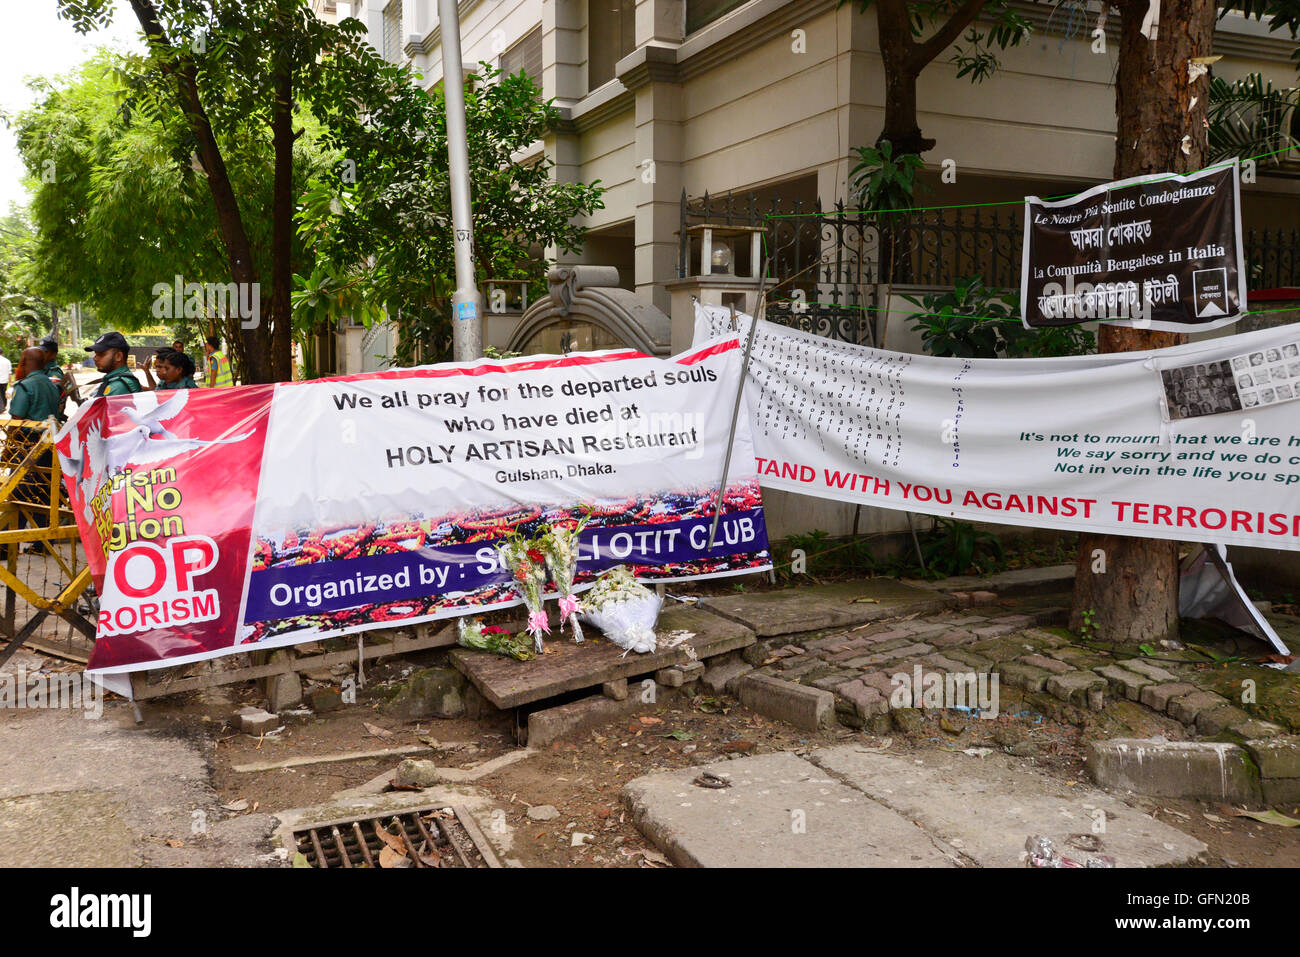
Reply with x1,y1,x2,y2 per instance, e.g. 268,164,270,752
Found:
560,594,586,643
526,610,551,637
526,609,551,653
558,594,583,622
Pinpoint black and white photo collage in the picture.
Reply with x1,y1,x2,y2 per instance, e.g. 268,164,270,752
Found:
1232,342,1300,409
1161,341,1300,420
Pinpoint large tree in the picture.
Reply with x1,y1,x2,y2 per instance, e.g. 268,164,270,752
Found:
855,1,1300,161
52,0,421,382
1066,1,1215,644
850,0,1034,156
12,52,334,381
1069,1,1299,643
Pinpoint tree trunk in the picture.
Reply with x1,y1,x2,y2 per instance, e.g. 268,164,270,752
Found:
871,0,986,157
129,0,273,383
1069,0,1216,643
879,67,934,157
269,55,295,383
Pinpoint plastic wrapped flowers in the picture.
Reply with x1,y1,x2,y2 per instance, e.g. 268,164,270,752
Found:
456,617,536,661
538,518,589,643
497,533,551,653
580,565,662,655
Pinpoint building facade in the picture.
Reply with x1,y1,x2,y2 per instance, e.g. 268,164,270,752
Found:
340,0,1299,357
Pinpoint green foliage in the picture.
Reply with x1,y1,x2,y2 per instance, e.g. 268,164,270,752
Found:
1207,72,1300,165
906,276,1094,359
849,139,924,217
293,65,603,365
1223,1,1300,73
950,8,1032,83
849,0,1034,83
1079,608,1097,642
49,0,496,381
919,518,1005,577
11,49,334,336
776,529,878,582
0,209,56,358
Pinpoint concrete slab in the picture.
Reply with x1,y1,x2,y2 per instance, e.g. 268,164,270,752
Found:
0,791,138,867
1085,739,1261,804
735,673,834,729
698,581,950,637
527,690,663,747
926,565,1075,597
0,652,276,867
810,746,1205,868
450,604,752,708
623,752,959,868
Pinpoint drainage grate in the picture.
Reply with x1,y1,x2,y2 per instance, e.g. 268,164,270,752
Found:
292,805,499,868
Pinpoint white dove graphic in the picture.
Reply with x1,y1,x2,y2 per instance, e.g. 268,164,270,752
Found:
57,418,109,523
104,391,255,475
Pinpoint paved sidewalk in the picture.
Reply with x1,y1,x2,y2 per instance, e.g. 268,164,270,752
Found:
0,649,276,867
624,746,1206,868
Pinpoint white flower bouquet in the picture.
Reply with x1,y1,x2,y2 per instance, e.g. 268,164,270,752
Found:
497,533,551,653
580,565,662,655
538,518,589,643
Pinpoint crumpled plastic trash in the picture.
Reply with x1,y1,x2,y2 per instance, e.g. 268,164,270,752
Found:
1025,834,1114,868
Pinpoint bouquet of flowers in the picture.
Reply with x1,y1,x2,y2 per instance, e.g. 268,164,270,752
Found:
538,518,589,643
497,532,551,653
580,565,662,655
456,617,535,661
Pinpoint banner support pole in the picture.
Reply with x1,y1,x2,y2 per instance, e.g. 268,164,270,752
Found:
706,264,768,551
904,511,926,572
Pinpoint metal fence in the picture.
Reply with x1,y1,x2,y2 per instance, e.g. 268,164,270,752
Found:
1245,228,1300,291
680,190,1300,309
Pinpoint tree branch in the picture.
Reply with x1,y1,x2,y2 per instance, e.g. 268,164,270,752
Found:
908,0,990,72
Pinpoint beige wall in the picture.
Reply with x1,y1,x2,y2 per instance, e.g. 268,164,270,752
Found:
368,0,1300,252
359,0,1300,544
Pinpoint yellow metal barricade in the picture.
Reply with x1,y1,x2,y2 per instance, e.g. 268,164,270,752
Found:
0,416,96,666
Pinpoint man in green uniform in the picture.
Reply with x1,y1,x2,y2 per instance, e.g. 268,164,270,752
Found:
37,337,69,419
86,331,144,397
9,347,61,421
38,337,65,389
7,347,61,537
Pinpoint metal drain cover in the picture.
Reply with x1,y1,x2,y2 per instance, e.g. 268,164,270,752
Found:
292,805,499,868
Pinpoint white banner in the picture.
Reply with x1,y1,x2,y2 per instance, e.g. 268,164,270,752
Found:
696,305,1300,550
59,338,771,674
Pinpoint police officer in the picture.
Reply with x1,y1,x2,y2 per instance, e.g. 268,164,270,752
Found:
37,337,70,418
37,337,65,390
85,331,144,397
9,347,61,421
6,347,61,539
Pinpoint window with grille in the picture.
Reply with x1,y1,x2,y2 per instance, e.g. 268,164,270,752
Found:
382,0,403,61
500,26,543,88
588,0,635,91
